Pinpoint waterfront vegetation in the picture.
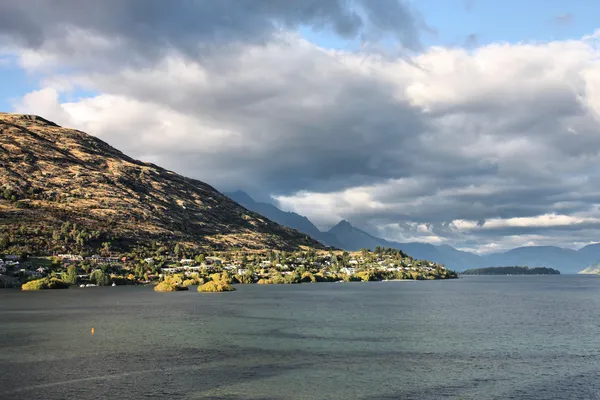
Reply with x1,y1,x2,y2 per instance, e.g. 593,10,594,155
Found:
198,280,235,292
2,245,458,291
461,266,560,275
21,277,70,291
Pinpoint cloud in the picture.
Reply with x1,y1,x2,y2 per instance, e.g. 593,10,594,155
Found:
4,2,600,251
554,14,573,26
0,0,422,63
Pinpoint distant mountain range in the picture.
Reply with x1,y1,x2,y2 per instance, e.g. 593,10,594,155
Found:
226,190,344,248
226,191,600,273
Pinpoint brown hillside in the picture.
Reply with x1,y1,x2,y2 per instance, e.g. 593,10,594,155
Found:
0,113,322,254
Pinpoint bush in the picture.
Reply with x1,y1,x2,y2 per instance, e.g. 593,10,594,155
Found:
257,278,273,284
271,274,286,284
284,272,301,284
22,278,70,291
154,281,189,292
235,274,253,284
198,280,235,292
182,279,197,287
301,272,317,283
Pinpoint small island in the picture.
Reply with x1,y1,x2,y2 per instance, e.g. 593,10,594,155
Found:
461,266,560,275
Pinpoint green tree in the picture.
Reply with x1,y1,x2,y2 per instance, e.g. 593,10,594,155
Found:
101,241,111,256
91,270,110,286
64,265,78,285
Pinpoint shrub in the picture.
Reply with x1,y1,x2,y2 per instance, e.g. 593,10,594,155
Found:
198,280,235,292
271,274,286,284
22,278,69,291
301,272,317,283
182,279,196,287
235,274,253,284
154,281,189,292
284,272,301,284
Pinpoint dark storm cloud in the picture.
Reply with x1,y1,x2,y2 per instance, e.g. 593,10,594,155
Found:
0,0,421,59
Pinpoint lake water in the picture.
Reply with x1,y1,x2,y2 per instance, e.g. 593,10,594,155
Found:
2,275,600,399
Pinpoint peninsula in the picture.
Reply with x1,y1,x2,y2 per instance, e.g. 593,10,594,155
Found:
461,266,560,275
0,114,458,290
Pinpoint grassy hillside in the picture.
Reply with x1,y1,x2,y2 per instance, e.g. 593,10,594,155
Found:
0,113,322,255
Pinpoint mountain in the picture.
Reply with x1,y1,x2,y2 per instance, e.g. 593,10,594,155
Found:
225,190,343,248
328,220,483,270
223,191,600,272
576,243,600,265
484,246,578,271
0,113,322,254
327,220,598,273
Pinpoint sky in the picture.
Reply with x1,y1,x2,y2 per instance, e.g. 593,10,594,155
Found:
1,0,600,254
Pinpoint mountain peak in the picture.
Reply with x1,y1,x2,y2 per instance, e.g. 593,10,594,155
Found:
329,220,354,233
227,190,255,204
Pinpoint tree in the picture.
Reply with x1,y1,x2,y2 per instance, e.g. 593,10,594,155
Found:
134,264,144,278
91,270,110,286
174,243,181,259
0,234,9,250
101,242,111,257
64,265,78,285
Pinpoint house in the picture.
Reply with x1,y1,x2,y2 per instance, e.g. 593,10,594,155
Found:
180,259,194,265
340,267,356,275
4,255,19,261
36,267,47,274
144,258,155,264
58,254,80,261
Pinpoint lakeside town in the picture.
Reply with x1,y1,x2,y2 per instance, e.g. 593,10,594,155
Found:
0,246,458,290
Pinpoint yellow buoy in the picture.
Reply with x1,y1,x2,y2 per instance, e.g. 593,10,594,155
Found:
91,327,95,335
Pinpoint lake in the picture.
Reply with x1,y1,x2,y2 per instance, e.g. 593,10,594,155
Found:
2,275,600,399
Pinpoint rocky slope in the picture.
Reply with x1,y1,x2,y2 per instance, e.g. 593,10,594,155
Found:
0,113,321,254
